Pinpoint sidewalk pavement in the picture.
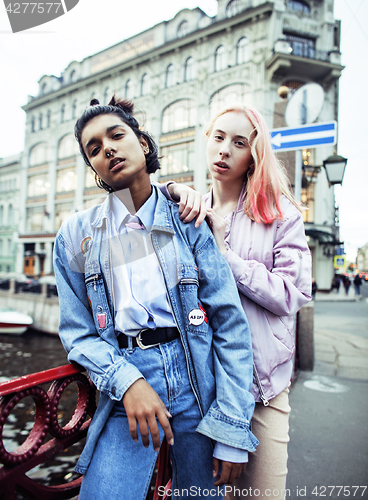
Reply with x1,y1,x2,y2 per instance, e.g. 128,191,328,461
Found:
315,285,364,302
286,292,368,498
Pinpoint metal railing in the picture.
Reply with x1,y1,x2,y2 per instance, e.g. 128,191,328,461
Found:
0,364,96,500
0,365,170,500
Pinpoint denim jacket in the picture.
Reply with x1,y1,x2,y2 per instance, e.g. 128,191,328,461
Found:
53,186,258,474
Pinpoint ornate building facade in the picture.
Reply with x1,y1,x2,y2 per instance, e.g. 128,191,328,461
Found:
18,0,344,289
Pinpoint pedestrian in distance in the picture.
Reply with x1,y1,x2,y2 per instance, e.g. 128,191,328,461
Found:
353,273,362,296
312,278,318,300
343,275,351,295
166,102,312,500
53,96,258,500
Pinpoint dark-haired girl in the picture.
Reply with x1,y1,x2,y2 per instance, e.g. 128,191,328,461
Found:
53,97,258,500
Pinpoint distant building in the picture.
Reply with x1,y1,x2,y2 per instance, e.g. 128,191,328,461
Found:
0,154,22,274
357,243,368,273
18,0,344,289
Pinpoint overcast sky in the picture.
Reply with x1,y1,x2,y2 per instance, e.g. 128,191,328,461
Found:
0,0,367,262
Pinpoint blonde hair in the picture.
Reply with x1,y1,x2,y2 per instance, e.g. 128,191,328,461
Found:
205,103,301,224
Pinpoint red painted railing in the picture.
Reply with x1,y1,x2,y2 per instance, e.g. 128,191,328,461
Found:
0,364,96,500
0,365,171,500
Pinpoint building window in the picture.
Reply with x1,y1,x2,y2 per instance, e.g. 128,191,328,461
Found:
165,64,175,88
85,167,96,188
162,100,196,134
41,82,47,94
0,206,3,226
210,84,251,115
31,116,35,133
38,113,43,130
47,110,51,128
160,142,194,176
288,0,311,15
226,0,242,17
58,134,78,159
177,20,189,38
70,70,77,83
103,87,110,104
141,73,150,96
284,33,315,58
236,37,249,64
184,57,194,82
26,206,46,232
60,104,65,123
125,79,133,100
301,182,315,223
72,100,77,120
55,202,73,231
215,46,226,72
7,239,12,257
56,168,76,193
29,143,47,166
0,239,3,256
8,204,14,226
27,174,49,197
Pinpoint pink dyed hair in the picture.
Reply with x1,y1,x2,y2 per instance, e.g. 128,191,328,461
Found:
205,103,301,224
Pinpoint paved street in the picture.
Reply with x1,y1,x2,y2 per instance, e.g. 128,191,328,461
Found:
286,289,368,499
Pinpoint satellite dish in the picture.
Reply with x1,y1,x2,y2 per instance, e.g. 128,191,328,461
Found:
285,83,325,127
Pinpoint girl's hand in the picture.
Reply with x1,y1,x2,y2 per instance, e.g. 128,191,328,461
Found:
167,183,207,228
206,208,227,256
212,458,246,486
122,378,173,452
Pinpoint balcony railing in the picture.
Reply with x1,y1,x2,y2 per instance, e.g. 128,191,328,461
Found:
0,365,170,500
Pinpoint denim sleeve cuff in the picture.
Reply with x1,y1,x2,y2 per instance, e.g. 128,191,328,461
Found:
93,358,144,401
213,442,249,463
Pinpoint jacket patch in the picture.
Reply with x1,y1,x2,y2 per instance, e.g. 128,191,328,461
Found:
81,236,92,255
97,312,107,329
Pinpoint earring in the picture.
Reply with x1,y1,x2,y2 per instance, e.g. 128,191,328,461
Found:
143,147,149,154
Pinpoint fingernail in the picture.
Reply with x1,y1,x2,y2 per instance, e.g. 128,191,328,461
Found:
133,438,138,442
213,470,217,477
169,437,174,446
166,411,172,418
154,447,160,453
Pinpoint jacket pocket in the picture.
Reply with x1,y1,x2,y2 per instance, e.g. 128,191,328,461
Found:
178,265,208,336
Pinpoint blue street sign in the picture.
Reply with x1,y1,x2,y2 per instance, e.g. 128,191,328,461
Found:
270,121,337,152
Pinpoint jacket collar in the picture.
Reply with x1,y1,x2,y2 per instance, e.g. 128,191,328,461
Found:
90,185,175,234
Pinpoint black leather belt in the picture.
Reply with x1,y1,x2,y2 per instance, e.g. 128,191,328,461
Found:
118,327,180,350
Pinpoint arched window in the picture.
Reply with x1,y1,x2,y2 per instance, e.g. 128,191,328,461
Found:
210,84,252,115
184,57,194,82
38,113,43,130
70,70,77,83
103,87,110,104
236,37,249,64
8,204,14,226
41,82,47,94
165,64,175,88
60,104,65,123
141,74,150,96
226,0,242,17
125,79,133,100
215,46,226,72
72,100,77,120
58,134,78,159
7,238,12,256
288,0,311,14
177,21,189,38
162,100,196,134
29,143,47,166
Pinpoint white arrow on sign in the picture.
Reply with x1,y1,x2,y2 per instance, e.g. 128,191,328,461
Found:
270,121,337,152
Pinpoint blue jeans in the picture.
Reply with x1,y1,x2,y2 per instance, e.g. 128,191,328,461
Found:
79,338,225,500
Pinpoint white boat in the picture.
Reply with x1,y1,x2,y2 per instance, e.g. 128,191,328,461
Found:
0,308,33,335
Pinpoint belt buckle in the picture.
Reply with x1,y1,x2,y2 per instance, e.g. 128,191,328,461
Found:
136,329,160,350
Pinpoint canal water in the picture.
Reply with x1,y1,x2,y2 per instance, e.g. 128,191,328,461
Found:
0,328,157,499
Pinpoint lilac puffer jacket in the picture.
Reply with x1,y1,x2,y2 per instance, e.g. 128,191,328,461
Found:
205,187,312,404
